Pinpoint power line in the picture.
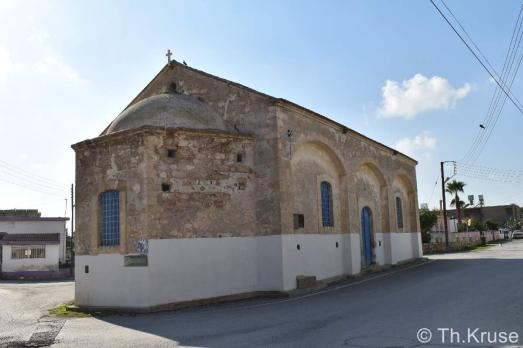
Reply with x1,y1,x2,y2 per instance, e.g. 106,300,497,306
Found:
430,0,523,115
469,54,523,163
461,8,523,163
427,176,439,206
0,160,69,196
440,1,523,164
468,19,523,163
0,168,68,193
0,176,68,197
455,162,523,183
0,159,69,197
439,0,513,94
0,160,67,189
469,7,523,162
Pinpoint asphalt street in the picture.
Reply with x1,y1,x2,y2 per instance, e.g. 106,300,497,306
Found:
1,240,522,347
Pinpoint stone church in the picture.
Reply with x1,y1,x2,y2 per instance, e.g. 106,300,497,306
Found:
72,58,422,310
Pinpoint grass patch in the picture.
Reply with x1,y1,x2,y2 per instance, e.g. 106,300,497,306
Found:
49,301,91,318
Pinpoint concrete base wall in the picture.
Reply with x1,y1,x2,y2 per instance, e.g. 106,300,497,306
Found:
75,232,421,309
1,268,72,280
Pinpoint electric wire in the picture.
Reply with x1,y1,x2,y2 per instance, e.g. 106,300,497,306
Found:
427,176,439,206
430,0,523,114
466,6,523,163
0,159,67,189
0,160,68,196
436,1,523,164
455,162,523,183
461,6,523,162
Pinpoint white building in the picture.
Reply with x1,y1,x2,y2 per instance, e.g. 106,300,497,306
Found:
0,210,69,279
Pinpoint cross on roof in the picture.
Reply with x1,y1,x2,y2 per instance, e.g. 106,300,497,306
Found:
166,49,172,64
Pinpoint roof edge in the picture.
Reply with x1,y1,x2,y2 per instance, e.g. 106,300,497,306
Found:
73,125,255,150
0,217,69,222
98,59,417,164
275,99,418,164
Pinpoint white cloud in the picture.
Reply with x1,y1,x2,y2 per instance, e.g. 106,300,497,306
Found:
378,74,471,119
395,132,437,158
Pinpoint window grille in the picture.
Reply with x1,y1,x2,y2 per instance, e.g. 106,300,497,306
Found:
396,196,404,229
320,181,334,227
11,246,46,259
100,190,120,246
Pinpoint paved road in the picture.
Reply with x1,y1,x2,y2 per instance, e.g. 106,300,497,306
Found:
0,280,73,346
1,241,523,347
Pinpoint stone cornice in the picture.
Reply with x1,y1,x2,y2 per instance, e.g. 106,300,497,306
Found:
72,126,255,151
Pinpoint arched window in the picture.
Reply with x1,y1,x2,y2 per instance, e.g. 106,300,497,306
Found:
100,190,120,246
320,181,334,227
396,196,403,229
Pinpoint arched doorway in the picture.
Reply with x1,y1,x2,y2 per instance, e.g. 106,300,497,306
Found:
361,207,373,267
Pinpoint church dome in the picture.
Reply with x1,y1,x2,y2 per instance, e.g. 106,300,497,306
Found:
105,93,226,134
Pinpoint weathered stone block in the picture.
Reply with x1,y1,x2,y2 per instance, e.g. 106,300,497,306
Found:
124,255,148,267
296,275,316,289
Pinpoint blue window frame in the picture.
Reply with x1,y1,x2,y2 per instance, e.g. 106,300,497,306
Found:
100,190,120,246
396,196,403,229
320,181,334,227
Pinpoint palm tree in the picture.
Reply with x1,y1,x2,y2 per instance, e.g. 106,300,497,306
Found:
446,180,466,227
450,198,467,210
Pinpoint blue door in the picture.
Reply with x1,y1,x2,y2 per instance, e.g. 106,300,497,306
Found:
361,207,373,266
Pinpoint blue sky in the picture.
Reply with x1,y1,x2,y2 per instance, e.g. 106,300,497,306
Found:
0,0,522,228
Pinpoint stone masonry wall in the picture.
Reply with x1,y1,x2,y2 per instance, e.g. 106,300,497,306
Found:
275,102,420,237
73,127,255,255
118,62,281,235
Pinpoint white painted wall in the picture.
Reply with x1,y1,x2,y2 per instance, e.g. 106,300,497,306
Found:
76,235,285,308
374,232,386,266
75,254,151,308
390,232,420,264
1,244,59,272
280,234,347,291
149,237,260,305
0,220,67,263
75,232,422,309
348,233,361,275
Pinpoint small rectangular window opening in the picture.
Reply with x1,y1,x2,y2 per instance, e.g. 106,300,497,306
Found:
236,153,243,163
167,149,177,158
161,183,171,192
11,246,46,259
396,197,404,229
293,214,305,229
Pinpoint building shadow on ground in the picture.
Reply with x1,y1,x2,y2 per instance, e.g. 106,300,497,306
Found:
88,257,523,348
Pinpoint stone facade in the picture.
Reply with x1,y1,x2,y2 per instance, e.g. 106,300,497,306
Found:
74,128,256,255
72,60,422,310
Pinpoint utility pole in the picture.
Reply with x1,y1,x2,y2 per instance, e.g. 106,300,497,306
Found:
71,184,75,273
440,162,449,250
